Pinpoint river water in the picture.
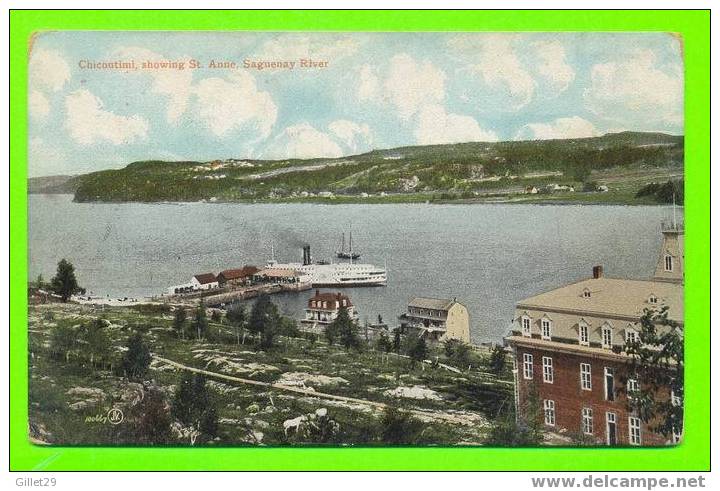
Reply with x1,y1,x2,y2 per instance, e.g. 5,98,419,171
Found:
28,194,680,343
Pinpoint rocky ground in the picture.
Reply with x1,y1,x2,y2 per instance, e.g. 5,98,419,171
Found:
28,303,513,446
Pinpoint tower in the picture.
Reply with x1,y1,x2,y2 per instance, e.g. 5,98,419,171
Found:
652,219,684,284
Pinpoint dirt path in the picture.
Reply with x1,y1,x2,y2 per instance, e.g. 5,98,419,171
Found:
151,354,486,426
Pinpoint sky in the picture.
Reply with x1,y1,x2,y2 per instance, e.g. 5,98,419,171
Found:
28,32,684,177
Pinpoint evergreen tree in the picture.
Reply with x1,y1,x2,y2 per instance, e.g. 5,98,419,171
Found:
172,372,218,443
328,307,360,350
192,301,209,341
82,318,111,368
121,332,151,381
172,308,188,339
375,332,393,353
50,259,85,302
625,306,683,439
226,304,246,345
379,407,424,445
408,337,428,366
249,294,280,348
488,344,507,375
392,329,402,353
134,387,171,445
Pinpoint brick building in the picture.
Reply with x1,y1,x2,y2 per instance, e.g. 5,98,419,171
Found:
506,220,683,446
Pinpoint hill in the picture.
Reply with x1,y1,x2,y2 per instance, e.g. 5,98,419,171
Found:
34,132,684,204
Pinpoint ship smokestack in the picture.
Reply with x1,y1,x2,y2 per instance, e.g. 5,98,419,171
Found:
592,265,603,279
302,245,311,266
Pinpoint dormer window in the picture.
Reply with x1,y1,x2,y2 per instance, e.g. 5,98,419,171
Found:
601,323,613,349
664,254,674,272
648,294,658,304
521,315,532,337
541,317,552,340
578,320,589,346
625,326,638,345
583,288,591,299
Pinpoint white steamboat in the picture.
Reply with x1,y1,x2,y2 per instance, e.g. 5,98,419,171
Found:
267,245,387,287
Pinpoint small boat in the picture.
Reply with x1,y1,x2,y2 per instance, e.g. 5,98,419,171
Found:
336,231,361,260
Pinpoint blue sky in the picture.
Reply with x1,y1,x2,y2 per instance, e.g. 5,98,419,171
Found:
28,32,683,177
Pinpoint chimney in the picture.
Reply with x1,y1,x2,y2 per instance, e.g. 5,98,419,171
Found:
302,245,311,266
315,289,320,297
592,265,603,279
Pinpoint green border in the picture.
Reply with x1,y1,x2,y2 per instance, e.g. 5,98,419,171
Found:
10,10,710,471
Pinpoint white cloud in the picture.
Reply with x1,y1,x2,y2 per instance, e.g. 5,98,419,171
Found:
261,123,344,160
29,89,51,121
357,65,379,102
381,54,446,119
583,49,683,128
415,104,497,145
515,116,600,140
64,89,149,146
328,120,372,153
450,34,536,110
191,71,277,139
113,47,277,138
29,48,71,92
112,47,195,124
532,40,575,93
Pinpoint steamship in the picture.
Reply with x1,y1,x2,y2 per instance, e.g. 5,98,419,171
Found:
266,245,387,287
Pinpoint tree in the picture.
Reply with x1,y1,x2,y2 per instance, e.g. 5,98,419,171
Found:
488,344,507,375
49,324,78,362
248,294,280,346
172,308,188,339
121,332,151,381
487,386,542,446
210,310,222,323
625,307,683,440
407,336,428,367
50,259,85,302
379,407,424,444
328,307,360,350
133,387,172,445
391,329,402,353
375,332,393,353
192,301,209,341
226,304,246,344
172,372,218,444
444,339,472,368
81,318,111,368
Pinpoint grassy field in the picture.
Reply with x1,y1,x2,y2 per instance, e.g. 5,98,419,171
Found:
28,303,513,446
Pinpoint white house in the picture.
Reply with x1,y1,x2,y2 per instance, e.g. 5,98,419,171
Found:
190,273,219,290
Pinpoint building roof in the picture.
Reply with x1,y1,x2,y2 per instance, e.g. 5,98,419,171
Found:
218,266,259,280
408,297,457,311
254,268,300,278
309,290,352,308
193,273,218,284
517,277,683,324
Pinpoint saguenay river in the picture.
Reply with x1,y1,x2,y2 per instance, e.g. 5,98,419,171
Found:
29,194,681,343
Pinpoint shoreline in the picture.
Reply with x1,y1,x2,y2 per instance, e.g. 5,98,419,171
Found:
31,193,676,207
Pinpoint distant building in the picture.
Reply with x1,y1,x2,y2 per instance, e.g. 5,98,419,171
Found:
217,266,259,287
505,222,684,446
398,297,471,343
597,185,609,192
191,273,219,290
301,290,358,332
525,186,539,194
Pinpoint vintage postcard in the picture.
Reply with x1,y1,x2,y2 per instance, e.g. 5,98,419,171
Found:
27,31,684,447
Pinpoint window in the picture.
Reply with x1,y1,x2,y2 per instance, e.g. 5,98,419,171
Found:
625,327,638,345
579,322,589,346
627,378,639,399
542,356,554,383
583,288,591,298
541,319,552,340
604,367,615,401
606,412,617,445
648,294,658,304
628,417,642,445
582,408,593,435
543,400,556,426
664,254,673,272
601,325,613,349
580,363,592,390
521,316,531,337
523,353,533,380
